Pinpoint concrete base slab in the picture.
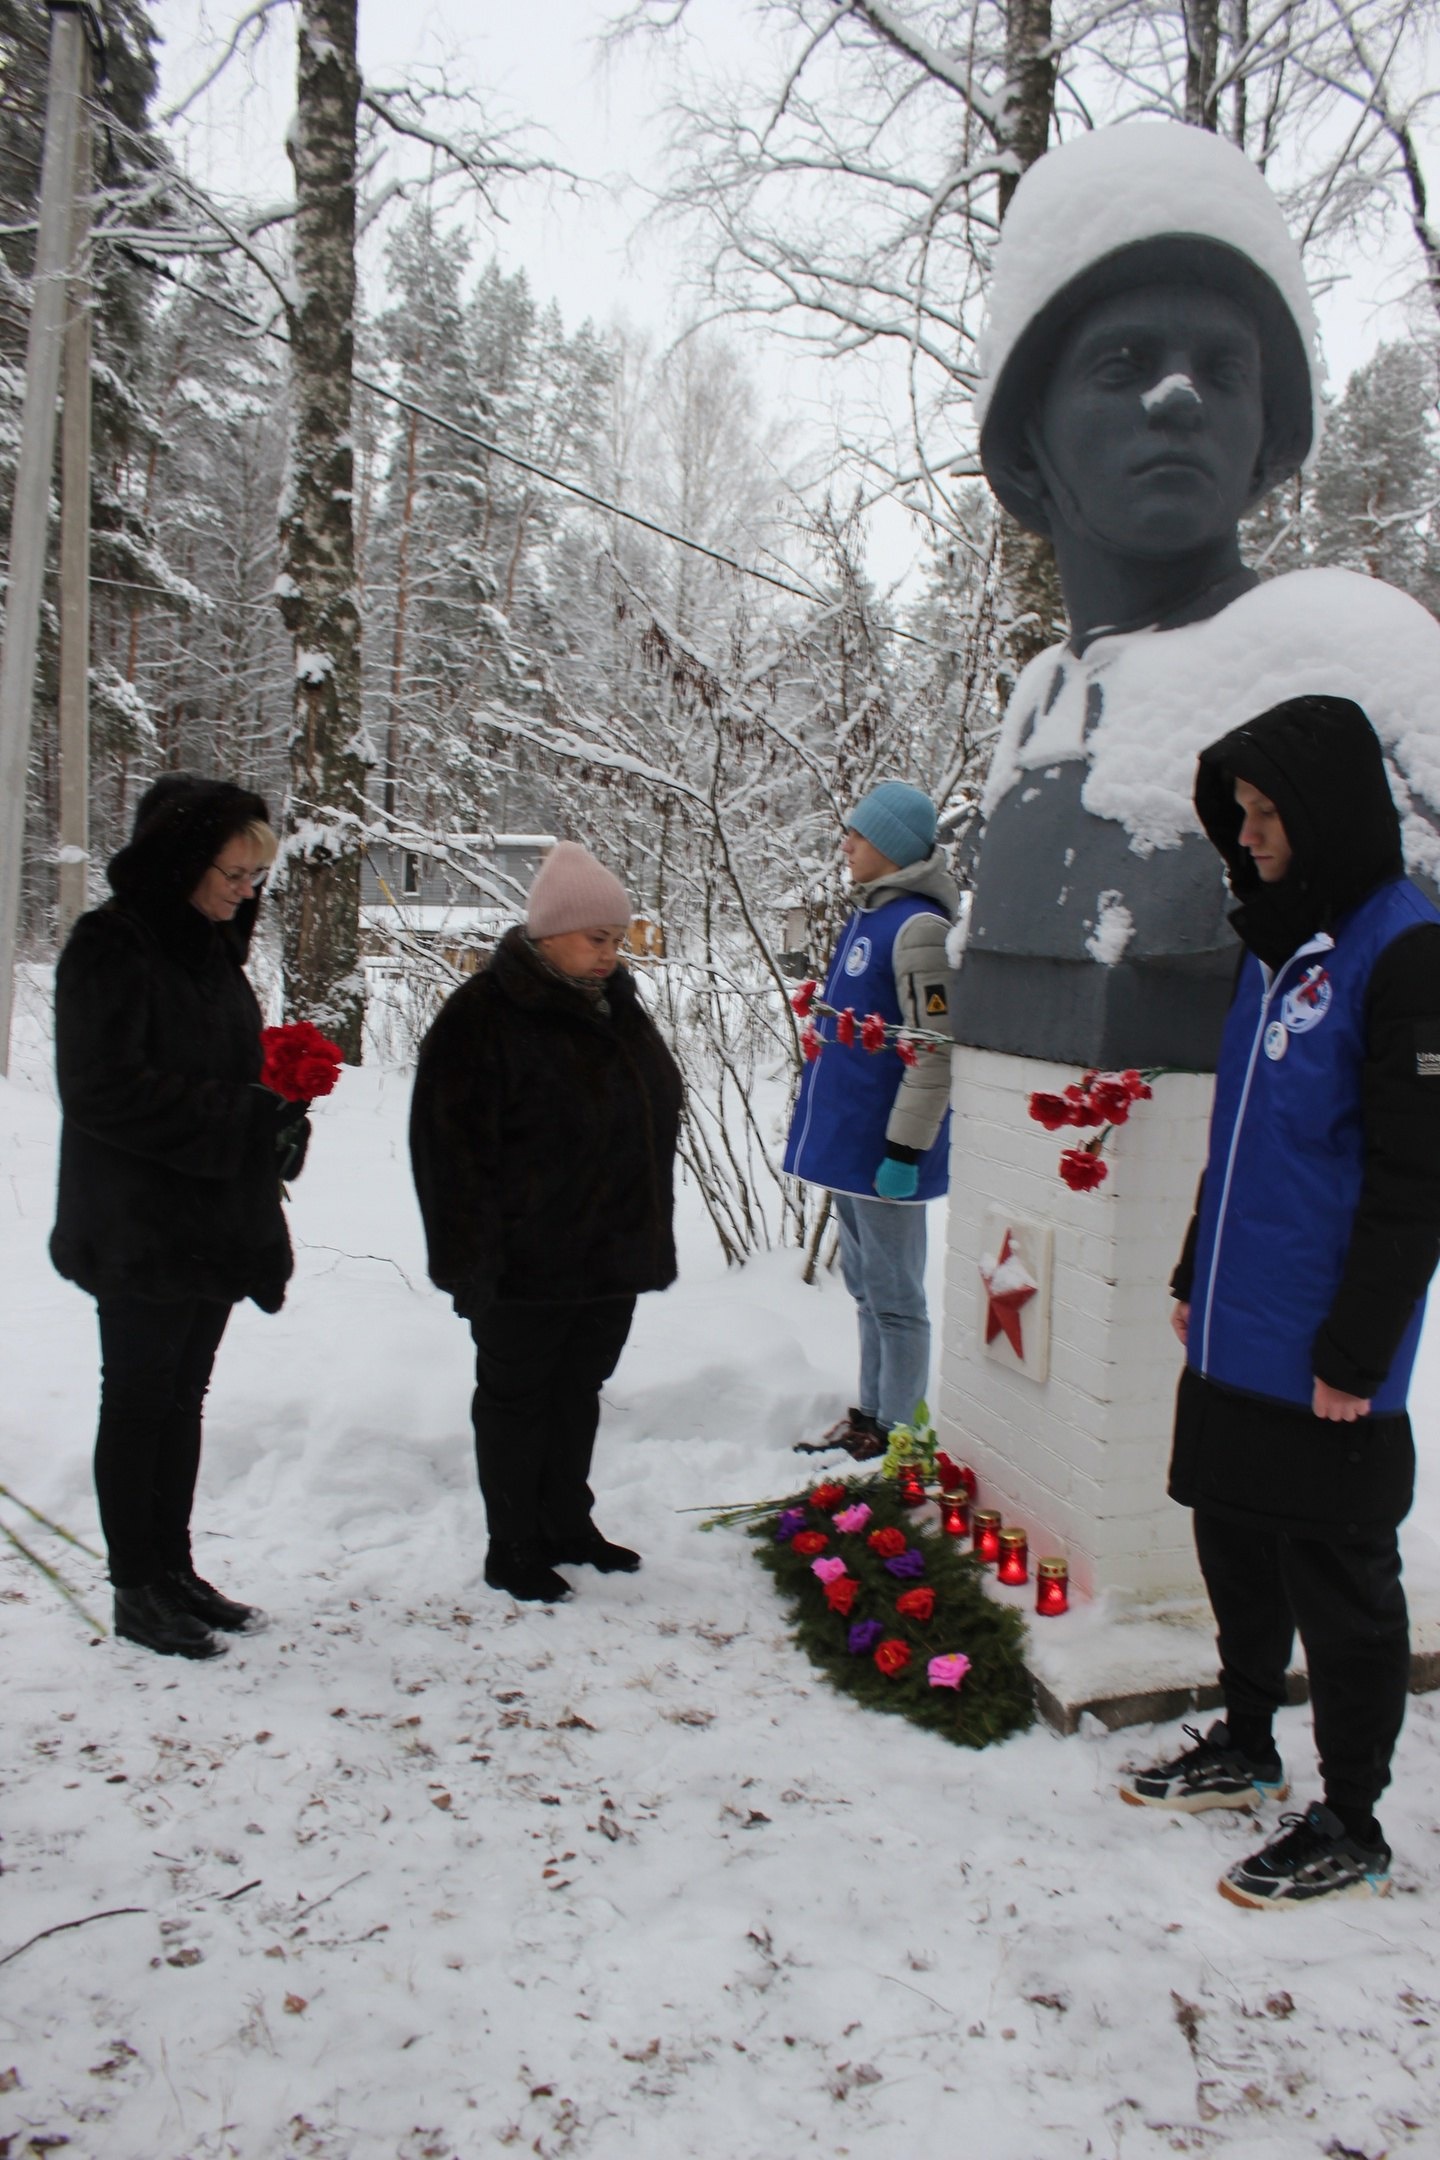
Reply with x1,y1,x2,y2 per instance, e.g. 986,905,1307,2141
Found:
986,1521,1440,1735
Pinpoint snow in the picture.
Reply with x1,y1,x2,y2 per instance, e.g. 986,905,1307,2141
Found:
4,980,1440,2157
1140,372,1200,413
1085,891,1135,967
975,122,1324,453
295,650,336,685
983,567,1440,877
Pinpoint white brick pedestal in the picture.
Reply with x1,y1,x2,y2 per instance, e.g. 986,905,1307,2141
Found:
938,1045,1440,1729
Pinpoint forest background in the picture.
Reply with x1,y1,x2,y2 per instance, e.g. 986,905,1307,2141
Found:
4,0,1440,1265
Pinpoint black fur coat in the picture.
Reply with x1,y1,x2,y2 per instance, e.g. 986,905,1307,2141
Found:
50,777,293,1312
409,928,682,1312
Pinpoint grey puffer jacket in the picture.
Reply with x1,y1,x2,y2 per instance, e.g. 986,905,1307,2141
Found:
851,852,960,1155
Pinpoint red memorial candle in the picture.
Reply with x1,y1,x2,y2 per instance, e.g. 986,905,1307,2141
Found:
1035,1558,1070,1616
939,1492,971,1538
972,1509,1002,1566
997,1527,1028,1585
897,1466,926,1509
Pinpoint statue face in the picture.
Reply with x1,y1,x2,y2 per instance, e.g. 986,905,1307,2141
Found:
1028,284,1266,559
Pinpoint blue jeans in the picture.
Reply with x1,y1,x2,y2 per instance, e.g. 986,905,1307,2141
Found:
833,1193,930,1433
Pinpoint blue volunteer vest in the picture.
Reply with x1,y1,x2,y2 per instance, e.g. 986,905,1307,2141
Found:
1189,876,1439,1412
783,893,950,1202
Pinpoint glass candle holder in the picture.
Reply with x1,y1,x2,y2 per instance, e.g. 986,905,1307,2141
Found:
972,1509,1002,1565
939,1492,971,1538
997,1528,1029,1585
896,1466,926,1509
1035,1558,1069,1616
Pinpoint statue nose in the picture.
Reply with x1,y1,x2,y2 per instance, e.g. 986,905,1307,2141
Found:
1142,372,1204,427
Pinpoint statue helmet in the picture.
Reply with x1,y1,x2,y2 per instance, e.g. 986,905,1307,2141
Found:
975,122,1324,534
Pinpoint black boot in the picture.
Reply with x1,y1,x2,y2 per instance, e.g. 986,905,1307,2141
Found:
544,1529,641,1574
484,1541,572,1603
163,1566,268,1635
114,1583,228,1661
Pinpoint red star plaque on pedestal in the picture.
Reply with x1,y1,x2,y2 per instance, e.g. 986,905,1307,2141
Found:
983,1230,1037,1360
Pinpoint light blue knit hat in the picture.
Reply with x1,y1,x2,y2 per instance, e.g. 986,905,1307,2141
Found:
847,780,938,869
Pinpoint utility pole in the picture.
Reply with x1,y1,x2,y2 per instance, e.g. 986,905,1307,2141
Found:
57,33,94,942
0,2,90,1074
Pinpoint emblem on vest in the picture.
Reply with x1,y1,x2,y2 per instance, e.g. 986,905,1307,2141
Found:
1280,964,1332,1034
1264,1019,1288,1061
1416,1021,1440,1078
843,936,872,978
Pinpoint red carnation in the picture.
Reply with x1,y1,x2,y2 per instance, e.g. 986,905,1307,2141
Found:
1028,1091,1075,1132
824,1577,859,1615
1059,1147,1108,1192
867,1526,906,1558
936,1451,963,1494
260,1021,344,1104
791,1530,828,1556
1063,1085,1106,1129
1088,1079,1133,1124
895,1036,918,1068
860,1013,888,1052
810,1482,847,1512
836,1007,856,1046
801,1023,823,1063
873,1638,912,1678
791,979,817,1017
895,1585,936,1622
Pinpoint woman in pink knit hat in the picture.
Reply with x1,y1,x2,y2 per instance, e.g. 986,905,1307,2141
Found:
410,842,682,1602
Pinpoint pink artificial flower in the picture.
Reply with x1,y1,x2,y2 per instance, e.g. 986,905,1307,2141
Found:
811,1556,848,1584
928,1653,971,1690
833,1503,872,1534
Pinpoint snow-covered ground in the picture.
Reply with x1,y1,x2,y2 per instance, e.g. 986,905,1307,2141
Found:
3,976,1439,2160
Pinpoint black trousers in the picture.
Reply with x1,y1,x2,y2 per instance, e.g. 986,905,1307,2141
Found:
1193,1509,1411,1814
94,1295,232,1589
469,1298,636,1549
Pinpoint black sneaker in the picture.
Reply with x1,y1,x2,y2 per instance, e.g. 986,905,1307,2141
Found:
1219,1801,1392,1909
1120,1720,1287,1812
164,1566,268,1635
484,1542,572,1603
115,1583,228,1661
795,1408,880,1457
544,1531,641,1574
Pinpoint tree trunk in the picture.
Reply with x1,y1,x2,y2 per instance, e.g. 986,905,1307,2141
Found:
996,0,1061,678
275,0,365,1060
1184,0,1223,129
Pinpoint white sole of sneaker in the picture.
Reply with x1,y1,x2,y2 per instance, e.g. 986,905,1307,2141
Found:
1217,1870,1392,1910
1120,1780,1289,1812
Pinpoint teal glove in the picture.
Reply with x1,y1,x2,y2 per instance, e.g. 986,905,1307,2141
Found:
874,1156,919,1200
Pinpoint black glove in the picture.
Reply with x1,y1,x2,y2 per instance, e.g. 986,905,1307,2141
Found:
275,1104,311,1182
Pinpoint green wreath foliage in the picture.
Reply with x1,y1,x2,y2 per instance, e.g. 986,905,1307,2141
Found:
750,1474,1035,1749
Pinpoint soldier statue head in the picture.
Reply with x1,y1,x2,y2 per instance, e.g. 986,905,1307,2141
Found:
975,124,1321,647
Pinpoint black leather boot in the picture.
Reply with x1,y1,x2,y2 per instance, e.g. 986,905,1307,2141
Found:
544,1529,641,1574
163,1566,268,1634
114,1584,228,1660
484,1542,572,1602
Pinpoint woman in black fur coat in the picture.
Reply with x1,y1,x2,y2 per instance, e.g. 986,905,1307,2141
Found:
410,842,682,1603
52,774,308,1659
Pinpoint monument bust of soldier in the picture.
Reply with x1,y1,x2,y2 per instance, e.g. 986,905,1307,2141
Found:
957,122,1440,1068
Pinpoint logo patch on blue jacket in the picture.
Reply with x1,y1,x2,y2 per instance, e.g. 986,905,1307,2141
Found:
843,936,872,977
1281,964,1332,1033
1416,1020,1440,1078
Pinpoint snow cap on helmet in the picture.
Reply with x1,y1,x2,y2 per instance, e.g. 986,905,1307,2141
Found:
976,122,1323,535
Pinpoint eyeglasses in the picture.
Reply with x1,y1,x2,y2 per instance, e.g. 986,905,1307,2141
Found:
211,863,268,891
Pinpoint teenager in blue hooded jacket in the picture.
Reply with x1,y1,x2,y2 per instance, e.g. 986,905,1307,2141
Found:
785,782,958,1455
1122,694,1440,1910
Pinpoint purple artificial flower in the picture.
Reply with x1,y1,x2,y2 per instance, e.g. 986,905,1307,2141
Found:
883,1549,927,1580
847,1618,885,1655
775,1508,808,1543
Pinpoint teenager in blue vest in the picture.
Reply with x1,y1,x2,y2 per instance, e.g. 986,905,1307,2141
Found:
785,781,958,1456
1123,694,1440,1907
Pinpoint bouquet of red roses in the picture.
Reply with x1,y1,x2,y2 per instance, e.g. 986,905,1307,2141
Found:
259,1021,344,1104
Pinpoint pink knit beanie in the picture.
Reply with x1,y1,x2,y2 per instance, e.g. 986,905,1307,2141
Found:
525,841,633,939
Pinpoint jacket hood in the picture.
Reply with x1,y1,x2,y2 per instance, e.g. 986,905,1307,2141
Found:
1195,694,1403,946
108,773,271,952
854,848,959,917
